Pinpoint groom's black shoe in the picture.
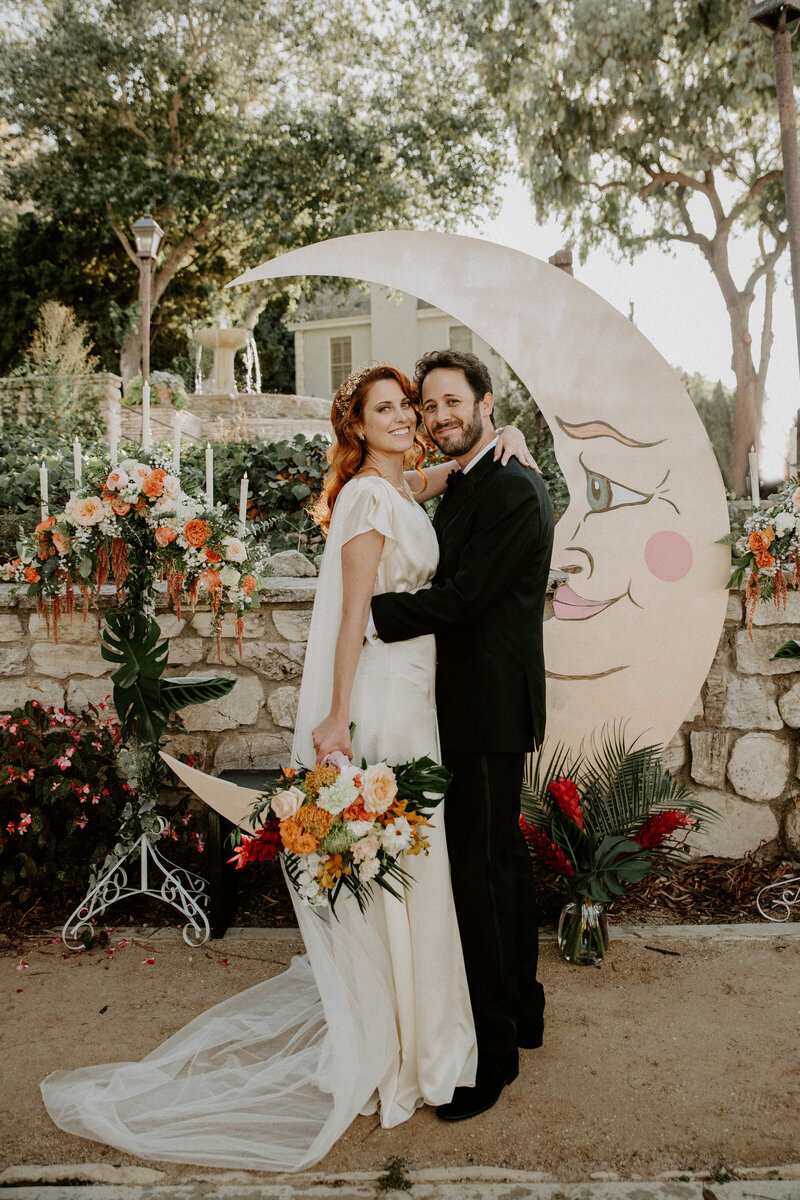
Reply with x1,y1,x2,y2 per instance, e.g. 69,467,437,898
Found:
436,1049,519,1122
517,1016,544,1049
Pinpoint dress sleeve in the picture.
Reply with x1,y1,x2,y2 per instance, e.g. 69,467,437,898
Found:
335,479,396,549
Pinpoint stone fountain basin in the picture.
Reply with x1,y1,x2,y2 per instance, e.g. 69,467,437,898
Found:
195,328,250,351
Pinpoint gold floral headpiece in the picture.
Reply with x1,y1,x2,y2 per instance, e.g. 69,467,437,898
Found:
334,362,382,415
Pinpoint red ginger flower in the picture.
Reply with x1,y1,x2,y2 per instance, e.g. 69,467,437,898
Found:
633,809,694,850
547,776,584,830
228,819,282,869
519,815,575,878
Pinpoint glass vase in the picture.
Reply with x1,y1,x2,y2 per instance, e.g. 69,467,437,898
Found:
557,897,609,965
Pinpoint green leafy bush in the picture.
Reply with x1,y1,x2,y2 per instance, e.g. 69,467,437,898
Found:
124,371,189,409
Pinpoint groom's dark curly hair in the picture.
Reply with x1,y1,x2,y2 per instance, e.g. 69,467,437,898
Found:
413,349,495,424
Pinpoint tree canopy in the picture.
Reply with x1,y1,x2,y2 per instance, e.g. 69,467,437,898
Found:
0,0,505,382
446,0,791,492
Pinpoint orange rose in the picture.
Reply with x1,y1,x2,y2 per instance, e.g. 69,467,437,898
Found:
24,566,40,583
755,550,775,569
111,497,132,516
184,518,211,548
198,568,221,592
155,525,177,547
748,527,775,553
52,530,70,555
241,573,257,596
204,548,222,564
142,472,164,498
35,515,56,533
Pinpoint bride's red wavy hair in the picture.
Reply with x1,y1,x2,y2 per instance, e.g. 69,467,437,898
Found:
311,365,427,536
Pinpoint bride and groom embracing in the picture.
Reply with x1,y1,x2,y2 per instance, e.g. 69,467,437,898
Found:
42,348,554,1171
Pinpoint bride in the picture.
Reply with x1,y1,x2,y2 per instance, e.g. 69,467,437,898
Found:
41,363,534,1171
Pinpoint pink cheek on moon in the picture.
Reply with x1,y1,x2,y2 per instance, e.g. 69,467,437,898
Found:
645,531,693,582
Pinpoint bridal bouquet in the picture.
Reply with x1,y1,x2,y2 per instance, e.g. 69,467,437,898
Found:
722,474,800,636
229,753,450,913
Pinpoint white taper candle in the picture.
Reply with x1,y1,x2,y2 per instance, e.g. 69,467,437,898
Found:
142,380,152,451
109,403,120,468
172,410,182,474
73,436,82,484
789,424,798,473
238,472,248,528
749,445,760,505
205,443,214,508
39,460,49,521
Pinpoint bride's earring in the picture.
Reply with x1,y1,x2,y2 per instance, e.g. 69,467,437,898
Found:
356,430,365,441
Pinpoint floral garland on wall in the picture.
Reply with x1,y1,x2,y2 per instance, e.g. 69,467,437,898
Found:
2,449,272,877
3,451,270,653
723,475,800,636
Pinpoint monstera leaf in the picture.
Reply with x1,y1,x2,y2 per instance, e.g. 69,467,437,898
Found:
102,610,170,745
772,639,800,660
161,676,236,711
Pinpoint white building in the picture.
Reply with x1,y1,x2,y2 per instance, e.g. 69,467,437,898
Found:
288,283,508,400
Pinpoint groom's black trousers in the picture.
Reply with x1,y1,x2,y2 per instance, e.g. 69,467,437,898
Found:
441,744,545,1062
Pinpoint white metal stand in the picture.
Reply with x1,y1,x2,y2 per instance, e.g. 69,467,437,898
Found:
62,819,211,948
756,873,800,922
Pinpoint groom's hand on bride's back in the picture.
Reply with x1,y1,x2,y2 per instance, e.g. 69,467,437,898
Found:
312,714,353,765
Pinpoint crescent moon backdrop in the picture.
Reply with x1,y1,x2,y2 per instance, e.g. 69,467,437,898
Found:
230,231,730,755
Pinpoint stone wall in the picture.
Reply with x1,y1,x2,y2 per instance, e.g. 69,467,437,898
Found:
1,572,798,860
670,591,800,861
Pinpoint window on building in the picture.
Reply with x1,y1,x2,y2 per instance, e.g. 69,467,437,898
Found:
330,336,353,392
449,325,472,354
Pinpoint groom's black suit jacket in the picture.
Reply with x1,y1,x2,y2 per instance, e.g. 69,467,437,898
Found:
371,452,554,754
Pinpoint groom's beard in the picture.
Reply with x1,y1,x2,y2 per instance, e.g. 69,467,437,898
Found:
427,405,485,458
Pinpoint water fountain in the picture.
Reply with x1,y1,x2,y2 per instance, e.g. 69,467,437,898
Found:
189,326,332,442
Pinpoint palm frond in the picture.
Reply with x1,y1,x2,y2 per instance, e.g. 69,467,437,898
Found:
521,737,582,826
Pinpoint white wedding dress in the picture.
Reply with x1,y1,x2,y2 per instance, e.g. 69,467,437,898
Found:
41,474,476,1171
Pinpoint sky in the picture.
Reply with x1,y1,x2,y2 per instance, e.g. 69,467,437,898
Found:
461,176,798,482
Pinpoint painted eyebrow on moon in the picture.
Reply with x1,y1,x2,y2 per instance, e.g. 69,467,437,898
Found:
555,417,665,448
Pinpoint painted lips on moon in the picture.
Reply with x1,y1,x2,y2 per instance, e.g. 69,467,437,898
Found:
230,232,730,754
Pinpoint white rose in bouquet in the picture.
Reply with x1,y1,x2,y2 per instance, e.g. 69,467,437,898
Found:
271,785,305,820
775,510,795,537
361,762,398,814
357,857,381,882
223,536,247,563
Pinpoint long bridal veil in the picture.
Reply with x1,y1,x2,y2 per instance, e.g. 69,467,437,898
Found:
40,500,400,1171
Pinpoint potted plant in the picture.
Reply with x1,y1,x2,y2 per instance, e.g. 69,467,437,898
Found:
520,730,716,965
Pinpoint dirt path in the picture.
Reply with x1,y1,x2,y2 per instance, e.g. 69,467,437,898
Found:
3,932,799,1182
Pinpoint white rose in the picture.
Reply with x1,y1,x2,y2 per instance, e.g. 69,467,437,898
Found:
130,462,152,488
223,536,247,563
358,857,381,882
65,495,106,526
153,495,176,514
271,785,305,820
219,564,241,587
162,474,181,500
775,510,795,537
351,832,380,861
360,762,398,814
105,468,129,491
379,816,413,856
347,820,375,838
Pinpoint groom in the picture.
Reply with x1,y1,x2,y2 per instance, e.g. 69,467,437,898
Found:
369,349,554,1121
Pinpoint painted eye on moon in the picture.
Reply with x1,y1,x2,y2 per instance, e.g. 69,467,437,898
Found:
584,468,651,513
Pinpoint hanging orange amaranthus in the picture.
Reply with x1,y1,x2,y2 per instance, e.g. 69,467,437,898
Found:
111,538,128,601
746,567,761,638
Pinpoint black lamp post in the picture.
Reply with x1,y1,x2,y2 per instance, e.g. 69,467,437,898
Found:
131,212,164,451
750,2,800,389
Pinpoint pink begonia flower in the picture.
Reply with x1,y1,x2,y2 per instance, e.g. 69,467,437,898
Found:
118,939,128,947
56,756,71,770
5,821,16,834
75,814,88,830
15,961,29,971
18,813,32,834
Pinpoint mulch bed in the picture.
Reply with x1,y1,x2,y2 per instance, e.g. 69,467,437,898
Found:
2,854,798,945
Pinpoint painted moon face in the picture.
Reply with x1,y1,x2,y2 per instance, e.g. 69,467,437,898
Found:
230,231,730,752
